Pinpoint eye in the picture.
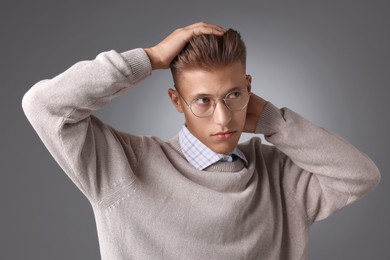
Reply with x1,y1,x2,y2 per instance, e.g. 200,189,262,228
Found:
193,97,211,105
226,91,242,99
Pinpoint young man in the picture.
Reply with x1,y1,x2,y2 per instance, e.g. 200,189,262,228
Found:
22,22,380,259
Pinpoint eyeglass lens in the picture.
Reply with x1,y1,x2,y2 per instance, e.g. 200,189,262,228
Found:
190,89,250,117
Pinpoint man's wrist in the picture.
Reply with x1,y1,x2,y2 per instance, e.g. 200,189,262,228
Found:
144,47,162,70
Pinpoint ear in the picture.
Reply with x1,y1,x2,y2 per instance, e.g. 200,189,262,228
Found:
246,74,252,92
168,88,184,113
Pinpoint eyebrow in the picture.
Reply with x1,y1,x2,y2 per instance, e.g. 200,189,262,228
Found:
188,86,244,100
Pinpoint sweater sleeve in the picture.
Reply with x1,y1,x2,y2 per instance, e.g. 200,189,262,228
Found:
22,48,152,202
256,103,380,223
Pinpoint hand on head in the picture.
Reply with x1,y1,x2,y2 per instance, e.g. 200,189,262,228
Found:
146,22,268,134
144,22,226,70
243,93,268,133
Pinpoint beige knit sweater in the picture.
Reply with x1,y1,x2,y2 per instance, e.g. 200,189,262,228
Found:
22,48,380,260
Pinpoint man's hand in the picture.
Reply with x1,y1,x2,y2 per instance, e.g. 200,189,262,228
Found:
144,22,226,70
243,93,268,133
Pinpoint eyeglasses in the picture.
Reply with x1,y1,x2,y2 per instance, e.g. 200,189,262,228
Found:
174,87,251,118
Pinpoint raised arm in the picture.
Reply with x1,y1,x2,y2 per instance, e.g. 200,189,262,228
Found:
246,94,381,222
22,48,152,200
256,97,380,222
22,22,225,202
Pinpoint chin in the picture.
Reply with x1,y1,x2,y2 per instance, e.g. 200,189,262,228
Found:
211,144,237,155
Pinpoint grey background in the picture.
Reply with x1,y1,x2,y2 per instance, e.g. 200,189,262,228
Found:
1,0,389,259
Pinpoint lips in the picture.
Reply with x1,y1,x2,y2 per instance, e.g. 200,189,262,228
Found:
211,130,237,140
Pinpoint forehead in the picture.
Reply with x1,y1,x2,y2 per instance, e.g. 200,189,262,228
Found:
177,62,246,97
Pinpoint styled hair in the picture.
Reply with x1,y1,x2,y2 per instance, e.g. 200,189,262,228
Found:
170,29,246,83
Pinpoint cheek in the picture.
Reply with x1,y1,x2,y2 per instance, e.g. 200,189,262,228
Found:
183,112,209,133
233,110,247,127
181,106,196,123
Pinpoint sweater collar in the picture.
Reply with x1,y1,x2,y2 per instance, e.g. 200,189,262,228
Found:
178,126,248,170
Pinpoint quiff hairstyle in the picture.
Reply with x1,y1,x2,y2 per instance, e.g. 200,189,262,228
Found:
170,29,246,84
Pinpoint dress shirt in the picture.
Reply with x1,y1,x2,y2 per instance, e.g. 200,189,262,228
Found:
178,125,248,170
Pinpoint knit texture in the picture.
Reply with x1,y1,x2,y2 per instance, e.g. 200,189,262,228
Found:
22,48,380,260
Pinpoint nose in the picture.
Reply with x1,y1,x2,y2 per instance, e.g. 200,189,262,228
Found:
212,100,231,126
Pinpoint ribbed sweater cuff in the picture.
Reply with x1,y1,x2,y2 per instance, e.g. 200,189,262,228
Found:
121,48,152,84
255,102,286,136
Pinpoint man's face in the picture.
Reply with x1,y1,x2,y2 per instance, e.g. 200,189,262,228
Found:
169,62,251,155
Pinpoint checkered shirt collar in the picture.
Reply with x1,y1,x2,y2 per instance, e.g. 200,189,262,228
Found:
178,125,248,170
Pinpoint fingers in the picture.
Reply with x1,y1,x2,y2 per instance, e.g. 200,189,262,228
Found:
183,22,226,37
185,22,225,31
146,22,226,70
